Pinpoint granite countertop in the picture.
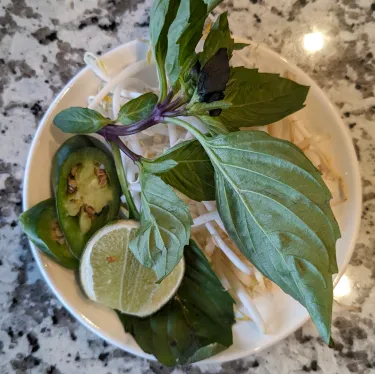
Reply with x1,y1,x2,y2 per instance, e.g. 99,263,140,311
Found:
1,0,374,373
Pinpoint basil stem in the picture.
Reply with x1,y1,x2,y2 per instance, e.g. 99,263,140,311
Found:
110,142,140,220
157,57,169,103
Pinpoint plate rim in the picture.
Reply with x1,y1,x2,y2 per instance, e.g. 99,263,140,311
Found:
22,39,362,364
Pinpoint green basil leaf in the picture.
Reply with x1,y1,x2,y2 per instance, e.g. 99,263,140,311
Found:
199,12,240,67
202,131,340,343
118,240,235,366
149,0,181,95
149,0,175,49
233,42,249,50
187,344,227,364
177,55,200,99
166,0,224,86
165,0,199,86
129,172,192,282
221,67,310,127
199,115,233,135
156,140,215,201
118,92,158,125
141,158,178,174
53,107,113,133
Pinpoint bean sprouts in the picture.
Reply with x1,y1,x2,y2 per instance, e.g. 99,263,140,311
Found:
88,59,150,110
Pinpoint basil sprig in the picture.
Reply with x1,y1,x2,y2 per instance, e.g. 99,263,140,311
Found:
165,118,340,345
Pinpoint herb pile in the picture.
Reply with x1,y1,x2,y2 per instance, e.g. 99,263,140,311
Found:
21,0,341,366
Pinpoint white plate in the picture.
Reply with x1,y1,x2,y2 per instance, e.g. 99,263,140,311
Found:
23,40,362,363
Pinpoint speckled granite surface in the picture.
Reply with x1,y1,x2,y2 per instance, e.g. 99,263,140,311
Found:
0,0,374,373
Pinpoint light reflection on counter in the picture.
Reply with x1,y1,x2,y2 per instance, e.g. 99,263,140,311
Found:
334,274,352,298
303,32,324,52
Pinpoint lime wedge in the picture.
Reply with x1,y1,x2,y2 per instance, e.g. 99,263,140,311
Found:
80,220,184,317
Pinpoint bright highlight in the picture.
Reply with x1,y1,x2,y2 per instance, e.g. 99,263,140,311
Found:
334,275,352,298
303,32,324,52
